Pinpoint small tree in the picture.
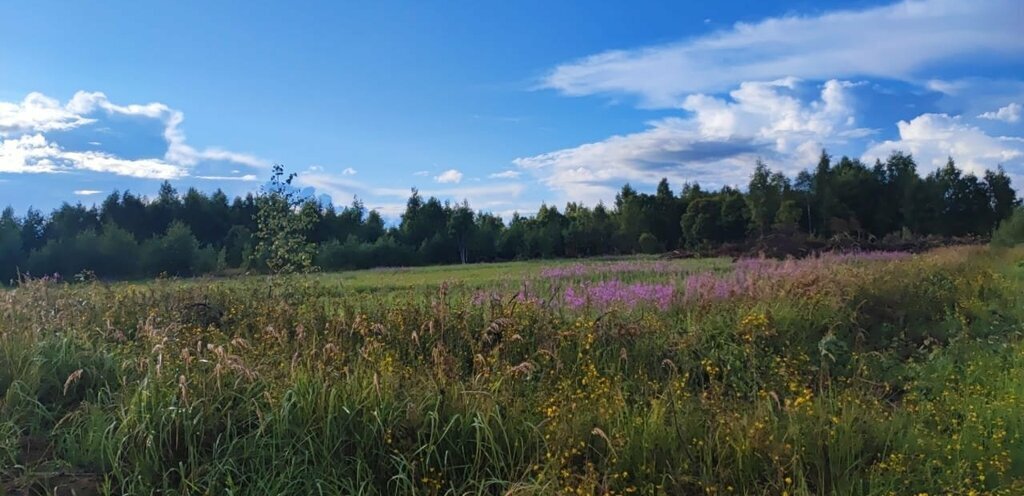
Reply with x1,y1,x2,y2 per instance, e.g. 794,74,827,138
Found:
255,165,317,274
448,201,476,264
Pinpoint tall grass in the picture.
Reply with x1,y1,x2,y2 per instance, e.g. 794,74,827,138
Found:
2,247,1023,494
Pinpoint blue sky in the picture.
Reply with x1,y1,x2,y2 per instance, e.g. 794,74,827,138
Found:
2,0,1023,219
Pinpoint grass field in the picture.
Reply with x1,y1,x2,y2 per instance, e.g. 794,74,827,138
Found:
309,256,731,291
2,248,1024,495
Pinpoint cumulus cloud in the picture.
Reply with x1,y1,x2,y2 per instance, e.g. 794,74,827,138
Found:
0,93,95,135
0,90,267,180
862,113,1024,175
0,134,63,174
542,0,1023,107
978,102,1022,123
434,169,463,184
514,79,868,204
0,133,184,178
341,167,357,175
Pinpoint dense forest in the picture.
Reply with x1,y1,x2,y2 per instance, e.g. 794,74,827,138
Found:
0,151,1020,283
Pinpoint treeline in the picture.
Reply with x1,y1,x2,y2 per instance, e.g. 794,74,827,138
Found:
0,151,1019,282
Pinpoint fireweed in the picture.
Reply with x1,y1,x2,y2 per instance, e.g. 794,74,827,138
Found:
562,280,675,310
549,251,911,311
682,251,911,305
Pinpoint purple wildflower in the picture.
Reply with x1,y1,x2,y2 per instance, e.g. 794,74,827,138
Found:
561,280,675,310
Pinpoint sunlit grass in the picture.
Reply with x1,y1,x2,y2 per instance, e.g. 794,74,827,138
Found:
2,247,1023,495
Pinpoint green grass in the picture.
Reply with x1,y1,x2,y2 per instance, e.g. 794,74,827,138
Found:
309,255,728,291
2,248,1023,495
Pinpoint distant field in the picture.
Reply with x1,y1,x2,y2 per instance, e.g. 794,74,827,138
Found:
307,255,732,291
3,247,1024,495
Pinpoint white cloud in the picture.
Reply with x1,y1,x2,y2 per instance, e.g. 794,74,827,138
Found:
542,0,1023,107
0,90,267,179
862,113,1024,175
60,150,186,179
515,79,867,204
683,79,867,144
194,174,259,181
489,170,521,179
0,133,186,179
434,169,463,184
925,79,970,96
0,93,95,136
341,167,357,175
73,189,102,196
0,134,64,174
978,102,1022,123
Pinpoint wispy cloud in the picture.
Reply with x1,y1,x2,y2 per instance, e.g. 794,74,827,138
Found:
73,189,102,196
195,174,259,181
489,170,521,179
542,0,1024,107
341,167,357,175
434,169,463,184
296,170,526,219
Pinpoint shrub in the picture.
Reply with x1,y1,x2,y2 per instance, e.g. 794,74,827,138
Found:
992,207,1024,247
638,232,662,254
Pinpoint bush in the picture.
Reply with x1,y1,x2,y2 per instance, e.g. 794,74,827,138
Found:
638,232,662,254
992,207,1024,247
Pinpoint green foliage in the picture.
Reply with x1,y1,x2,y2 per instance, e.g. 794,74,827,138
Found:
95,223,140,278
681,197,722,246
141,221,202,276
773,198,803,231
317,236,419,271
638,232,661,254
0,208,23,283
746,159,789,237
993,207,1024,247
254,165,317,274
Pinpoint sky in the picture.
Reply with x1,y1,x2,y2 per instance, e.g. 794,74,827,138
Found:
1,0,1023,219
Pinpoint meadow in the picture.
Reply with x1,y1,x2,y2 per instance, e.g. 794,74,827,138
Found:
2,247,1024,495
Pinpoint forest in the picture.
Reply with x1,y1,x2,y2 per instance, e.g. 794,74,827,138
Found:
0,150,1020,283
